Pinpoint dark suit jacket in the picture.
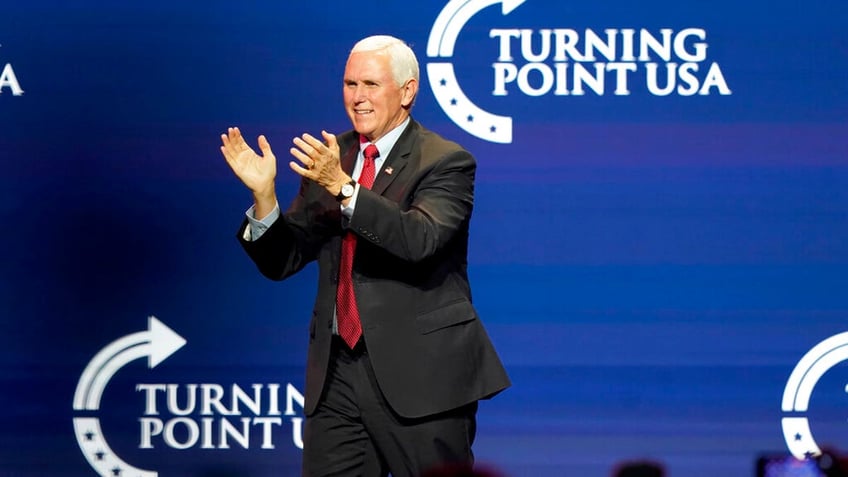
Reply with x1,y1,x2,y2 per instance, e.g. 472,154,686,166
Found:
239,119,510,418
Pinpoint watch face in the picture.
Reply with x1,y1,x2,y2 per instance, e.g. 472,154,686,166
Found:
341,183,355,197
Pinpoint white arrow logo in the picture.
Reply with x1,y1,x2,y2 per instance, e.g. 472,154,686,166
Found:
73,316,186,477
426,0,526,144
781,330,848,460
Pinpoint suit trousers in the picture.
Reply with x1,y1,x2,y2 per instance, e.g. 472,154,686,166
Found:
302,336,478,477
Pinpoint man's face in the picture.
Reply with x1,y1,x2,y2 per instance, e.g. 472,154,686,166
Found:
343,50,416,142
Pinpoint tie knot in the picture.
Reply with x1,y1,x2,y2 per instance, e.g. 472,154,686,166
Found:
364,144,379,162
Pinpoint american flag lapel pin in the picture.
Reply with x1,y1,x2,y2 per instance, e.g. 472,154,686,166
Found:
384,167,393,175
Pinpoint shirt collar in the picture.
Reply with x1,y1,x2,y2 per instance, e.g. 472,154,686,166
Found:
359,117,410,162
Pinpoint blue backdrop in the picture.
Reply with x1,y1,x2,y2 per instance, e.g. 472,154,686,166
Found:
2,1,847,476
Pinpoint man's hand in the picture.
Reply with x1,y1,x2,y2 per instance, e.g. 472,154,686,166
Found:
220,127,277,216
289,130,351,197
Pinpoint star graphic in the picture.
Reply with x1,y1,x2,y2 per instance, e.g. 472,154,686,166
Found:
440,78,447,87
804,451,816,460
111,466,122,476
795,433,803,441
490,125,497,133
466,115,474,123
95,450,106,461
85,430,95,441
450,98,457,106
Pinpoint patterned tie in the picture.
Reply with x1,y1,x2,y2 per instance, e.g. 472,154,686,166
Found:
336,143,378,348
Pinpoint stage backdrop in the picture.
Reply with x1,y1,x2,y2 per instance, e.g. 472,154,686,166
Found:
2,1,847,476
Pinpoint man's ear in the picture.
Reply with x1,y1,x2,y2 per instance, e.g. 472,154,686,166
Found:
401,78,419,108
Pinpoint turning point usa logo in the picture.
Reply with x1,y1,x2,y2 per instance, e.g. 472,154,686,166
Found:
426,0,732,144
782,331,848,460
73,316,305,477
0,42,24,96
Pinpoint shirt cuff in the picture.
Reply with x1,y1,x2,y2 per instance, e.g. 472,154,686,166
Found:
340,183,361,219
243,202,280,241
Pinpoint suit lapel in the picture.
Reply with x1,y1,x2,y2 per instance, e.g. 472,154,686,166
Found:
371,120,416,195
340,137,359,175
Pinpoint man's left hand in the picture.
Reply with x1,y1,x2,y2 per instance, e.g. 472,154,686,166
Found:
289,130,350,196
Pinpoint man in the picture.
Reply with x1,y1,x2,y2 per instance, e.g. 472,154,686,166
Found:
220,35,510,477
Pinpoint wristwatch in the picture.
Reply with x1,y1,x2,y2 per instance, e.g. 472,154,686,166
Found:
335,179,356,201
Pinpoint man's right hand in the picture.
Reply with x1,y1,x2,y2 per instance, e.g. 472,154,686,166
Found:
221,127,278,217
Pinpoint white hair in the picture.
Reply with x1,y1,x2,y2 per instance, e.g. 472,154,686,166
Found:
350,35,420,88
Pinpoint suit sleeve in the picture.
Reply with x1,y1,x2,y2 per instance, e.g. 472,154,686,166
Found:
348,148,475,262
237,179,329,280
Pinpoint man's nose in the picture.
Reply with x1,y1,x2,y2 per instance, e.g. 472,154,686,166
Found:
352,85,368,101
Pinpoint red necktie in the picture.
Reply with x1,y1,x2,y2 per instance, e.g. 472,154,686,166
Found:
336,143,378,348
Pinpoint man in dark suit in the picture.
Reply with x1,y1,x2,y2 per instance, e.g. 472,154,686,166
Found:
221,35,509,477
